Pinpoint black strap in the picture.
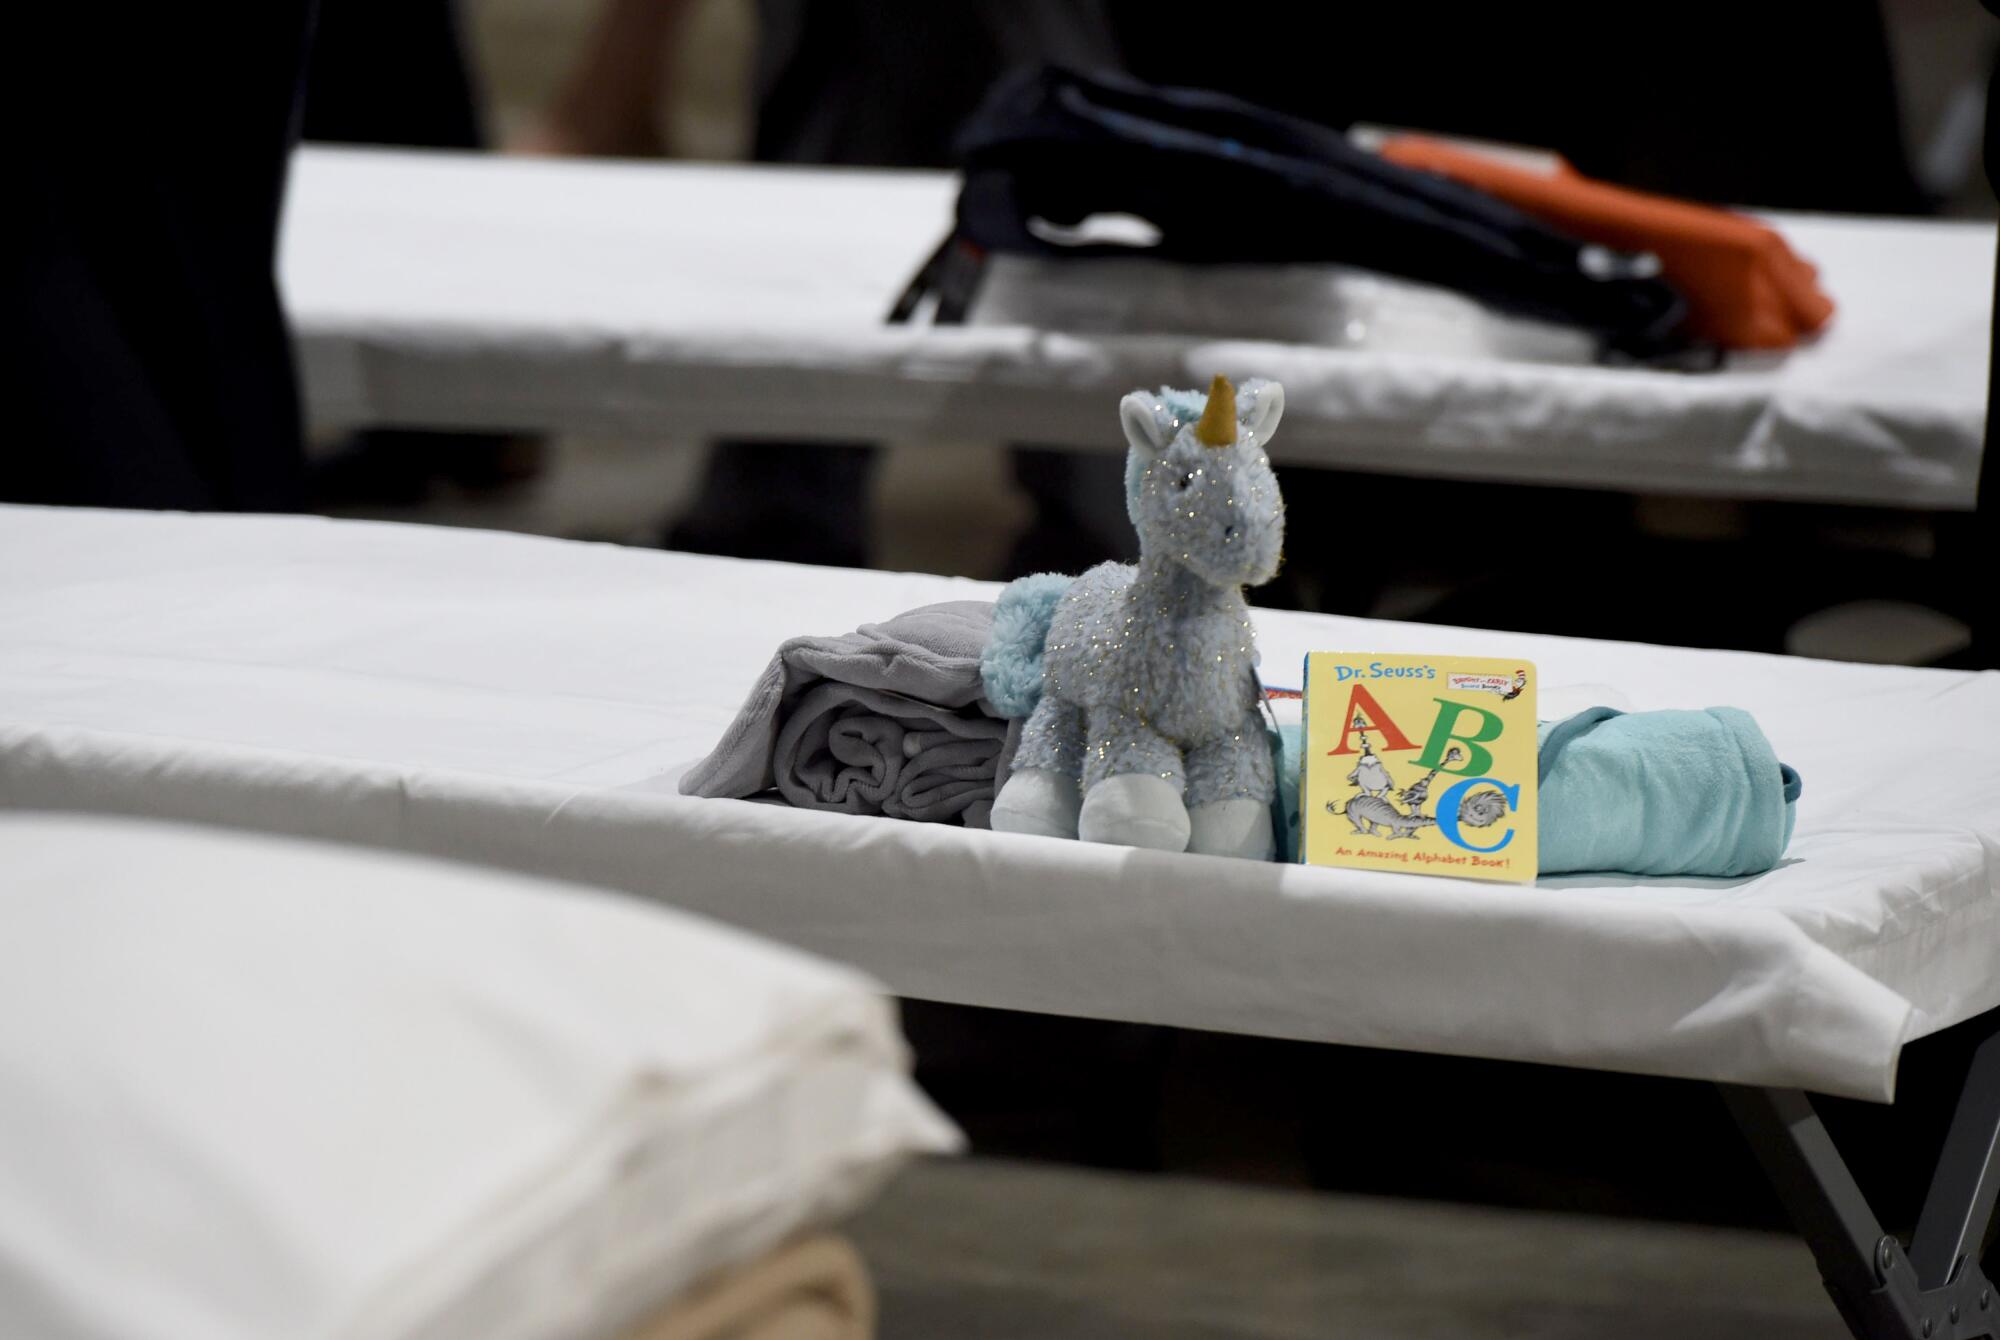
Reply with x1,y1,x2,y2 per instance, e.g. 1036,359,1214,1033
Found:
946,65,1702,365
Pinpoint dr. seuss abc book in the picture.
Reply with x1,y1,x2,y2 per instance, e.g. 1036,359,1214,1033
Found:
1301,654,1537,883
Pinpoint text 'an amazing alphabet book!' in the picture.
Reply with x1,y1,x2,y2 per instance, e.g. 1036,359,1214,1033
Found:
1301,653,1537,883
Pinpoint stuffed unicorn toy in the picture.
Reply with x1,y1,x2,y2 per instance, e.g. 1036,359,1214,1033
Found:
986,375,1286,860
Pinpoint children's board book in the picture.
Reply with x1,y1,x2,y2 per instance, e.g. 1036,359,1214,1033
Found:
1300,653,1537,883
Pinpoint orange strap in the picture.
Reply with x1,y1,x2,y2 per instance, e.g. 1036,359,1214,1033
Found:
1380,136,1834,350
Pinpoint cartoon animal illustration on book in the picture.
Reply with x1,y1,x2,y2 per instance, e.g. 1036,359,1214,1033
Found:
1326,743,1489,840
1337,792,1437,839
984,375,1287,860
1456,787,1512,828
1396,746,1465,810
1347,720,1393,797
1500,670,1528,702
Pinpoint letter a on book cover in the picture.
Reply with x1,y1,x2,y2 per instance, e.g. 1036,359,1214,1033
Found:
1301,653,1537,883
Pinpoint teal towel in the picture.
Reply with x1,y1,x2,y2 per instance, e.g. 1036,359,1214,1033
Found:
1269,706,1801,878
1534,707,1800,877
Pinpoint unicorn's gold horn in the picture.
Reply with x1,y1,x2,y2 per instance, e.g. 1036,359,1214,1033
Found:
1194,374,1236,447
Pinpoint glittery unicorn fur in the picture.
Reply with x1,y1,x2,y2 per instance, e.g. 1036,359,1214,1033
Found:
990,377,1286,859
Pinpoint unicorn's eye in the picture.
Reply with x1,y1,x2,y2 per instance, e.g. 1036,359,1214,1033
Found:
1172,468,1201,491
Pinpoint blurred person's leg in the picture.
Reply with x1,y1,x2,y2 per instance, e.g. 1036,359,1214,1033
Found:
699,0,1129,568
1003,448,1136,579
10,6,314,509
510,0,694,159
521,0,1127,568
301,0,545,507
667,1,1017,566
303,0,483,151
666,442,874,568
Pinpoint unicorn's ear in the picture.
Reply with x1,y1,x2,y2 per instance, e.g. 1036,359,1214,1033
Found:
1239,379,1285,442
1119,390,1170,454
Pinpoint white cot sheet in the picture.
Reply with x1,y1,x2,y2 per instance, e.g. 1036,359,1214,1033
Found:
280,147,1992,509
0,812,954,1340
2,505,1997,1101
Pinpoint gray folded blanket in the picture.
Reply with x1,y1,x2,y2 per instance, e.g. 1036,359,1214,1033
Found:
679,601,1012,826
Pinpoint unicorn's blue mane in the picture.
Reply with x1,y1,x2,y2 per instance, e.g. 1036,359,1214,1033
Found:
1153,386,1208,424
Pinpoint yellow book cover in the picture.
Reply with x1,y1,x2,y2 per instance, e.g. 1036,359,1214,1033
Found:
1301,653,1538,883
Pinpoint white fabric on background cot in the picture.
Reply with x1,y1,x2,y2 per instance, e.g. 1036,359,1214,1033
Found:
0,812,956,1340
2,505,1997,1102
280,146,1990,509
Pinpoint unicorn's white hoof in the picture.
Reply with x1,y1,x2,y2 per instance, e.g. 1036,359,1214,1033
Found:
1187,796,1275,861
1078,773,1189,852
990,768,1081,840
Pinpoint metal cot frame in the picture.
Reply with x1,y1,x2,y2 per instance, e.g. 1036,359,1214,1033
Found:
1724,1008,2000,1340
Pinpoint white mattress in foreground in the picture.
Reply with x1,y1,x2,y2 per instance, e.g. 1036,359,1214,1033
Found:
280,147,1992,509
3,505,1998,1101
0,813,956,1340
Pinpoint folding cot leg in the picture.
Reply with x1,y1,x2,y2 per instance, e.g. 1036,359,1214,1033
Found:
1721,1028,2000,1340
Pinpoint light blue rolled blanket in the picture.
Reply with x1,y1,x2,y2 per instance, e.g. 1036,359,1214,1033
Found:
1534,706,1801,877
1271,706,1802,877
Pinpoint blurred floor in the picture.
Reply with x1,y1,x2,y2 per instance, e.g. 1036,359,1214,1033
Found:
849,1157,1842,1339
